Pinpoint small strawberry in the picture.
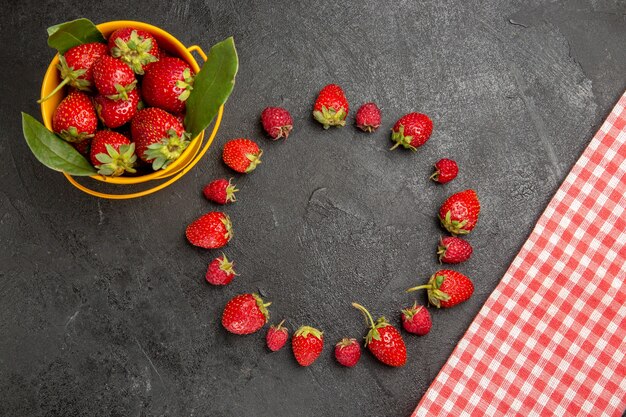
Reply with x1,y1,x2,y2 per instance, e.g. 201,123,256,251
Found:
38,42,109,103
89,130,137,177
142,57,194,114
108,27,160,74
355,102,381,132
439,189,481,235
266,320,289,352
92,55,137,100
390,112,433,150
406,270,474,308
131,108,190,170
203,178,238,205
186,211,233,249
438,236,473,264
312,84,349,129
205,253,237,285
431,158,458,184
401,303,432,335
261,107,293,140
222,138,262,173
52,91,98,143
352,303,406,367
334,338,361,367
292,326,324,366
94,88,141,128
222,293,271,335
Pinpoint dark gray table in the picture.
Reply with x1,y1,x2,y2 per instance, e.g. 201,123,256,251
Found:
1,1,625,416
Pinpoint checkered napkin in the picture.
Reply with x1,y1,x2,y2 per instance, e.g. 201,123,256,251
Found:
412,92,626,417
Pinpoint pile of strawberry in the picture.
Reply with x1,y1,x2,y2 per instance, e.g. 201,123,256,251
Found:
42,27,195,176
185,84,482,368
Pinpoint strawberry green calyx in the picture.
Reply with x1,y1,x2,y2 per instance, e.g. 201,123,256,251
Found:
218,253,237,275
95,143,137,177
390,125,416,151
406,274,451,308
111,30,158,75
436,238,449,262
244,149,263,173
106,80,138,101
351,302,391,346
38,56,90,103
294,325,323,340
222,214,234,242
59,126,95,143
440,210,469,235
252,293,271,323
313,105,347,129
401,302,423,319
272,319,286,331
225,178,238,203
144,129,191,170
176,68,195,102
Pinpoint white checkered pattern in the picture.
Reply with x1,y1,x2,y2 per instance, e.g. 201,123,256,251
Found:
412,92,626,417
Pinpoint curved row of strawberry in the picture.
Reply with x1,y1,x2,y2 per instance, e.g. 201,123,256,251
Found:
185,83,482,368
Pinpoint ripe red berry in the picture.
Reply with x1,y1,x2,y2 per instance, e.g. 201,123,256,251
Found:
407,270,474,308
94,88,141,128
313,84,349,129
52,91,98,143
352,303,407,367
222,138,262,173
186,211,233,249
438,236,473,264
92,55,137,100
205,254,237,285
222,293,271,335
142,57,194,114
390,112,433,150
431,158,458,184
292,326,324,366
203,178,238,205
355,102,381,132
334,338,361,367
266,320,289,352
439,189,481,235
108,27,160,74
261,107,293,140
401,303,432,336
89,130,137,177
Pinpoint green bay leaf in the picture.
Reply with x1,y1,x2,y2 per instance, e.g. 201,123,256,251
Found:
21,113,96,176
47,18,106,54
185,37,239,138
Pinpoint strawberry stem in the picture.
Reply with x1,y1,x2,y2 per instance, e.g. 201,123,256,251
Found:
406,284,432,293
37,76,71,104
351,302,375,330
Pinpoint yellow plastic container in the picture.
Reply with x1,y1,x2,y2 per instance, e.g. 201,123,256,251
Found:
39,20,223,199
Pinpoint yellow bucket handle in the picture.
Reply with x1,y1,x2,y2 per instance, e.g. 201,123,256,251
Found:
63,45,220,200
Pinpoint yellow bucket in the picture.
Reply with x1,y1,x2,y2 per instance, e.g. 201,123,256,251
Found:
39,20,223,199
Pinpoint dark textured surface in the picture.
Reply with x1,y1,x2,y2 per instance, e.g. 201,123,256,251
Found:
1,1,625,416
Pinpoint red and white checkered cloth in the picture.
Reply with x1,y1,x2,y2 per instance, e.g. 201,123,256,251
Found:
413,92,626,417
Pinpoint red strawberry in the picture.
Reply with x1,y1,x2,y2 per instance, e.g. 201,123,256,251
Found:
313,84,349,129
407,270,474,308
92,55,137,100
52,91,98,143
334,338,361,367
401,303,432,336
355,102,381,132
142,57,194,114
292,326,324,366
131,108,190,170
431,158,458,184
39,42,108,103
203,178,238,205
438,236,473,264
94,88,141,128
352,303,406,367
439,189,481,235
205,253,237,285
186,211,233,249
266,320,289,352
89,130,137,177
108,27,160,74
261,107,293,140
222,293,270,335
222,138,262,173
390,112,433,150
